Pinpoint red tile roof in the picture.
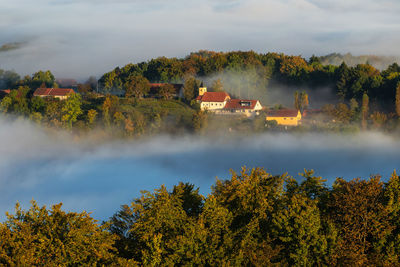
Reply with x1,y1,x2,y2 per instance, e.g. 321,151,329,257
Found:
266,109,299,117
196,92,230,102
33,88,75,97
0,89,11,94
224,99,258,110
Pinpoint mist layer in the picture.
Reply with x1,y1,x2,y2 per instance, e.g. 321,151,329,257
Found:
0,118,399,221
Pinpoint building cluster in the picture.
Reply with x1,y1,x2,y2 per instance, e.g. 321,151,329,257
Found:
195,86,302,126
2,82,305,127
195,87,263,117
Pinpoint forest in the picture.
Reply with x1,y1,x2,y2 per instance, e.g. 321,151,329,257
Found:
2,51,400,265
1,51,400,136
1,167,400,266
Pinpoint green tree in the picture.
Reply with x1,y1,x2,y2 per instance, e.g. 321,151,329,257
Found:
125,75,150,99
336,62,350,100
361,92,369,130
102,96,112,127
370,111,387,128
0,96,12,113
109,183,204,264
102,95,119,128
294,91,301,111
294,91,309,112
0,69,20,89
29,112,43,124
30,96,45,113
334,103,352,124
124,118,135,136
183,76,200,102
9,86,30,115
0,200,122,266
272,193,327,266
192,110,207,133
329,177,391,265
212,167,286,265
113,111,125,128
396,83,400,118
45,100,61,125
383,171,400,264
61,92,82,129
86,109,98,127
31,70,56,89
349,98,359,121
158,84,175,100
301,91,309,110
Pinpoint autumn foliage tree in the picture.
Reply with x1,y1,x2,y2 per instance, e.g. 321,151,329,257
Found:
3,167,400,265
0,201,125,266
61,92,82,129
158,84,176,100
125,75,150,99
328,177,391,265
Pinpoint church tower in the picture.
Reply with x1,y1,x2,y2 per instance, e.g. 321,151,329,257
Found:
199,86,207,96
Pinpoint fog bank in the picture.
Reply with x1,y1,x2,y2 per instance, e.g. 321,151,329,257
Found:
0,117,399,221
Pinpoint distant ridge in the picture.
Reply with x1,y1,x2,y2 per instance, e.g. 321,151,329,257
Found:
318,53,400,70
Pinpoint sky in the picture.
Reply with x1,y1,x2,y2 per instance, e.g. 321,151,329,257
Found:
0,0,400,79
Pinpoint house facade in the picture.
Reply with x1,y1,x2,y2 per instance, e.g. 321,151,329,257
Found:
220,99,263,117
33,88,75,100
196,87,262,117
196,90,231,110
266,109,302,126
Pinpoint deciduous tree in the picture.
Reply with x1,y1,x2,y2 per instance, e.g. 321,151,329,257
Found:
183,76,201,102
0,200,120,266
158,84,175,100
361,92,369,130
125,75,150,99
61,92,82,129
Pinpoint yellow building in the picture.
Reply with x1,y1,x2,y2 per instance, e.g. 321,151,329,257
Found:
198,87,207,96
266,109,302,126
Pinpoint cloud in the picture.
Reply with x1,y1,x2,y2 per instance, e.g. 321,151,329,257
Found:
0,42,26,53
0,0,400,79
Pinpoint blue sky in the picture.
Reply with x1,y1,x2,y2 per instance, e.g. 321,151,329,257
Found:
0,0,399,79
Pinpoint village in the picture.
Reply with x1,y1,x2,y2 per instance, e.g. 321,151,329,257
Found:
0,79,308,128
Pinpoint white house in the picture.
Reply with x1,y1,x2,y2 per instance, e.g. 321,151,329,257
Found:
196,90,231,111
196,87,262,117
33,88,75,100
221,99,263,117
